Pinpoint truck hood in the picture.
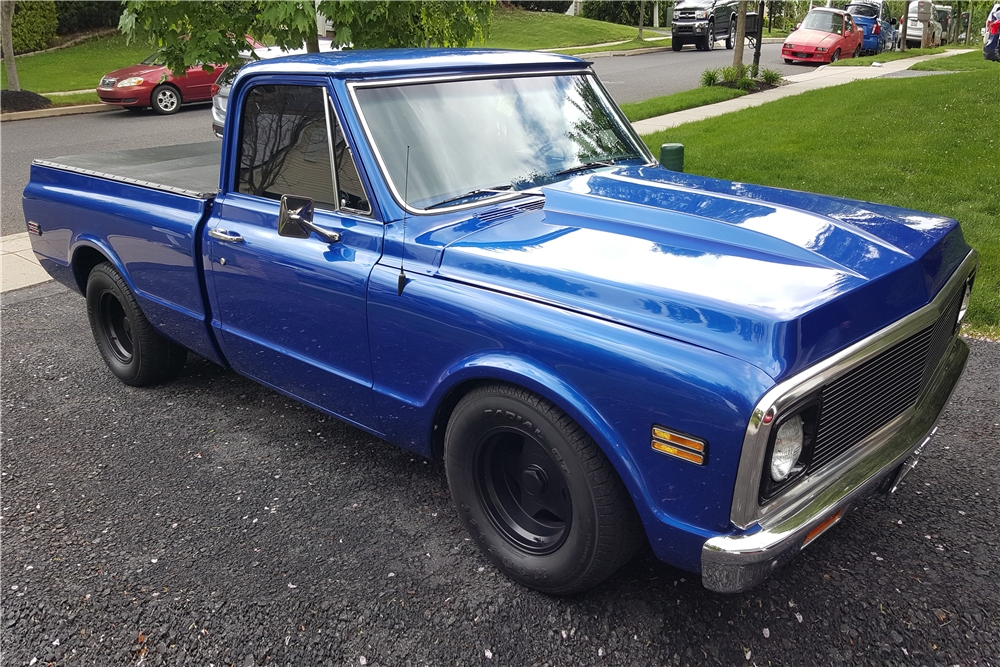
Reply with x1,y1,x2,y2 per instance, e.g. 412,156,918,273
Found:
437,167,969,380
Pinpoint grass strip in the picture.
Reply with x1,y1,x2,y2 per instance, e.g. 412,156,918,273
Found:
484,8,639,50
909,49,999,71
1,33,154,93
829,46,945,66
620,86,747,122
49,92,102,107
640,70,1000,337
555,37,670,56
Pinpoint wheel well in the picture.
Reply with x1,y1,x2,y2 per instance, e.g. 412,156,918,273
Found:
430,379,488,459
71,246,110,295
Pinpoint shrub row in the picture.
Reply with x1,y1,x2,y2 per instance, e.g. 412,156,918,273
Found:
3,1,123,55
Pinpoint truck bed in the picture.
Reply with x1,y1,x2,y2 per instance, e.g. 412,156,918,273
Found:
32,141,221,199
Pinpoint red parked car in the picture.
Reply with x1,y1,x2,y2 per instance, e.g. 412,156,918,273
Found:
97,54,223,114
782,7,864,64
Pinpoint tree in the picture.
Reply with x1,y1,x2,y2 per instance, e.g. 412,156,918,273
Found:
732,1,747,69
1,0,19,91
120,1,494,77
638,0,644,40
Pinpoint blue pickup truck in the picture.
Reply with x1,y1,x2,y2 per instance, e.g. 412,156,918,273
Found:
22,50,977,595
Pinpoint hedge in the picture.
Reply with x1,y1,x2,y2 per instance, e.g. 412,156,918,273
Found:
9,1,58,54
55,1,123,35
582,0,670,27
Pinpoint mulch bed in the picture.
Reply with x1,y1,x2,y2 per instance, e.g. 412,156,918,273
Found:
1,90,54,113
716,80,782,93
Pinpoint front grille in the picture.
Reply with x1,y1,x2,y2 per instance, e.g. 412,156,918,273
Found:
808,289,962,472
794,52,813,58
100,77,116,88
677,10,695,19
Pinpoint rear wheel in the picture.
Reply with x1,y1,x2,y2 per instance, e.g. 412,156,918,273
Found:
853,44,862,58
445,383,643,595
86,262,187,386
726,20,736,49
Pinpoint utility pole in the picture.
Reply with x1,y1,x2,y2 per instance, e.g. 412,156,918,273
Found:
752,0,764,72
900,1,911,51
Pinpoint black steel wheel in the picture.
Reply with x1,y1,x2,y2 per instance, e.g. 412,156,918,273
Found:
86,262,187,386
151,84,180,115
445,383,643,595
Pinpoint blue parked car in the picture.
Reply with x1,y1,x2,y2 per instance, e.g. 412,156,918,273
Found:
847,0,897,53
22,49,977,595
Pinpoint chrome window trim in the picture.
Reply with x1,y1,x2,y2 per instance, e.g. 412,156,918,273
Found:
730,249,979,530
322,90,341,212
346,70,656,216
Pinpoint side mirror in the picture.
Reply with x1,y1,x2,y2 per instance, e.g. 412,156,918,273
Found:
659,143,685,172
891,17,898,27
279,195,340,243
797,22,802,29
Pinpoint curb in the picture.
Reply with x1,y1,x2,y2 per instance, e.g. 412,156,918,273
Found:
1,104,118,122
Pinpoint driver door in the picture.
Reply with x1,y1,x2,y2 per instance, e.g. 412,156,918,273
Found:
204,81,384,429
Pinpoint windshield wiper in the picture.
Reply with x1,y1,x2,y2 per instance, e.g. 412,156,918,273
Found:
425,185,513,210
551,160,617,178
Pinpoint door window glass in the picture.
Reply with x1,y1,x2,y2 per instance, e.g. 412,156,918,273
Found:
329,102,371,215
238,84,337,209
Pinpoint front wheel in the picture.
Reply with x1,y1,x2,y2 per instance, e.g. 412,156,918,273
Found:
784,58,795,64
445,383,643,595
151,84,180,115
672,40,683,51
830,48,841,62
86,262,187,386
703,22,715,51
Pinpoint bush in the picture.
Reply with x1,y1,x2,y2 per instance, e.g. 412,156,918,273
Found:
700,68,720,87
55,1,123,35
736,77,757,91
720,65,744,83
748,62,759,79
760,68,782,85
582,0,668,27
10,1,58,54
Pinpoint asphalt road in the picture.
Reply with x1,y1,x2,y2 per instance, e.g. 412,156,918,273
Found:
2,281,998,666
591,43,799,104
0,44,802,237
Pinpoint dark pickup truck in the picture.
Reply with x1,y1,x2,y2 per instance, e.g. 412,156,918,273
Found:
672,0,740,50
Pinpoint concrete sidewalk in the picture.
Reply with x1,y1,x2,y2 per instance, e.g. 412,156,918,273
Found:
1,233,52,293
631,50,972,135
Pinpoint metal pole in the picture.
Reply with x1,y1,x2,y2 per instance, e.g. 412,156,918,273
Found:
753,0,764,72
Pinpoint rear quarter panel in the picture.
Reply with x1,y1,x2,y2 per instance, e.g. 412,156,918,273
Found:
22,165,223,364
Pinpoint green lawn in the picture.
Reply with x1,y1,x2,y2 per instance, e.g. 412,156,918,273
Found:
641,69,1000,337
829,46,946,66
620,86,747,122
484,7,639,50
910,49,998,71
50,92,101,107
1,33,154,93
555,36,669,55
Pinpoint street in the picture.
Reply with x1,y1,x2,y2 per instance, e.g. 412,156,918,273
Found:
1,281,998,665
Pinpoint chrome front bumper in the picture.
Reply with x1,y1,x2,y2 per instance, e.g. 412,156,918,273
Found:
701,333,969,593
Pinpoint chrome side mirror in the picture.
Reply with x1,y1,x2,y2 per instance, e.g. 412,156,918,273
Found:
279,195,340,243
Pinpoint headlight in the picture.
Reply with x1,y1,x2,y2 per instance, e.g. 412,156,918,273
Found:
816,47,829,52
694,10,708,19
116,77,144,88
784,43,794,49
770,415,804,482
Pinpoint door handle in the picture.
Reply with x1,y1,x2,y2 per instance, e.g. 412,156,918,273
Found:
208,228,244,243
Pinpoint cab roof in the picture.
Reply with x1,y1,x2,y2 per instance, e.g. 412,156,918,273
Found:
239,48,588,80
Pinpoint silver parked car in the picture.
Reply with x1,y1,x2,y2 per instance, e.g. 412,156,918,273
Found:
899,3,943,47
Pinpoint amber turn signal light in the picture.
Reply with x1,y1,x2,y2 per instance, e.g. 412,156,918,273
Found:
651,426,707,465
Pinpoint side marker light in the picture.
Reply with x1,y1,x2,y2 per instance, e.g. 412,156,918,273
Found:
651,426,707,465
801,509,844,549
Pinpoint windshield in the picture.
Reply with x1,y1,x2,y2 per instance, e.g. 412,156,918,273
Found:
353,74,649,211
141,53,166,66
846,4,878,18
801,11,844,34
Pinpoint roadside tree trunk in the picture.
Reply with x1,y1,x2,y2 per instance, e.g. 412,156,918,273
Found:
1,0,20,92
638,0,645,40
732,1,747,69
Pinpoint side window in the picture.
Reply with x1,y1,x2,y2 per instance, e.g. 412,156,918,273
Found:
330,104,372,215
238,84,337,209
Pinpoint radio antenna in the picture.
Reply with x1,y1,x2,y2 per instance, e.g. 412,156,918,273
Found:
397,145,410,297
